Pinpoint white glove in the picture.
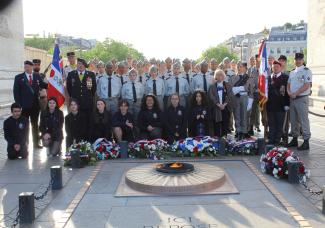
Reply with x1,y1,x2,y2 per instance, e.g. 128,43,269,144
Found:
238,86,245,92
247,98,253,111
232,87,240,95
284,106,290,111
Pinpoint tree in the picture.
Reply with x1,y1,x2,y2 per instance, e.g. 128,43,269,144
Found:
25,37,55,51
199,45,238,63
82,38,144,62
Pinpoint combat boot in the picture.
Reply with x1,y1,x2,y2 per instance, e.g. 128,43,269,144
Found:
297,139,309,150
287,137,298,147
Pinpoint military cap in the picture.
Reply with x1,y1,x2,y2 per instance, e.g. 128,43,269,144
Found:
24,60,33,66
222,57,230,63
67,51,75,57
278,55,287,61
32,59,41,64
272,60,282,66
96,61,105,68
295,53,304,60
200,60,208,66
182,58,190,64
77,58,88,67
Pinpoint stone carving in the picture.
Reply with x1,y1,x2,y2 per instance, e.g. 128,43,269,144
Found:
0,15,13,39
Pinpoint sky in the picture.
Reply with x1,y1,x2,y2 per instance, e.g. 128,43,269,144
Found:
23,0,308,59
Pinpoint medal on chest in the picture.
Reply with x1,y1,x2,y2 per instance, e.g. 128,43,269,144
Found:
153,113,157,119
19,123,24,129
177,110,182,116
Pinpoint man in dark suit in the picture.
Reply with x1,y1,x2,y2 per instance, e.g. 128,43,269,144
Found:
266,60,289,145
13,60,48,148
66,58,97,118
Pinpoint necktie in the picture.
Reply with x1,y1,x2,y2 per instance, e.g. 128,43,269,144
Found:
29,74,32,85
175,77,179,94
108,77,112,98
186,73,189,83
153,79,157,95
132,82,137,102
120,75,124,85
79,72,84,81
139,75,142,83
203,74,207,93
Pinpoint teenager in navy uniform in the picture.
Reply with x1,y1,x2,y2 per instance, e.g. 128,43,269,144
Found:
112,100,135,143
13,60,48,148
208,70,231,137
39,97,64,156
191,60,215,93
4,103,29,159
287,53,312,150
65,99,88,148
137,94,164,140
164,93,188,144
266,61,289,145
88,99,112,143
188,90,210,137
145,66,165,110
66,58,97,119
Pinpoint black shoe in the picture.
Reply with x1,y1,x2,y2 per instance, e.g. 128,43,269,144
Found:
256,127,261,132
297,140,309,150
287,137,298,147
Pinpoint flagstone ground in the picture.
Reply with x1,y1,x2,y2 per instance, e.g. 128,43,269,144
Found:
0,106,324,228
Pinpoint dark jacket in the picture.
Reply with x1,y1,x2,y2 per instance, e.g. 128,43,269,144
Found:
112,111,135,141
39,109,64,141
13,72,48,109
208,81,231,122
65,112,88,147
188,105,209,137
137,108,163,132
164,105,187,138
66,70,97,111
89,110,112,142
4,116,29,146
266,73,290,112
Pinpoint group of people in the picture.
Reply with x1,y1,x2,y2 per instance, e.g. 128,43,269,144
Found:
3,51,312,160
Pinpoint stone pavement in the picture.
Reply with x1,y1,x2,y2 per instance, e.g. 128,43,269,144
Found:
0,107,324,228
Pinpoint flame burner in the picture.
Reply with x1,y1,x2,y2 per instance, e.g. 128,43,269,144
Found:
155,162,194,174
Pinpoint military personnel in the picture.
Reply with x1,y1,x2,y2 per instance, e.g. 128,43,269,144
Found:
96,61,106,83
230,62,254,140
181,58,193,85
96,61,122,114
191,60,215,93
136,61,147,85
145,65,165,110
209,58,218,76
121,68,144,119
116,61,128,84
111,58,118,73
165,62,190,107
4,103,29,159
66,58,97,118
191,60,197,73
131,59,138,70
223,57,236,83
32,59,48,111
158,61,167,79
267,55,275,76
230,59,237,73
287,53,312,150
163,57,173,79
278,55,290,75
13,60,48,148
127,56,133,70
63,52,77,82
247,56,260,135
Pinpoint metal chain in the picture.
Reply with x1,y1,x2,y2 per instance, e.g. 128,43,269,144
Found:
34,174,55,200
11,209,20,228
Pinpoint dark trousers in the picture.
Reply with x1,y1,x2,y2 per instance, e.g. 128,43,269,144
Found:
7,145,28,159
140,128,162,140
267,111,285,144
214,109,230,137
22,106,40,145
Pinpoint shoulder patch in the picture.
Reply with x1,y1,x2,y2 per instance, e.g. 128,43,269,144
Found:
304,67,309,70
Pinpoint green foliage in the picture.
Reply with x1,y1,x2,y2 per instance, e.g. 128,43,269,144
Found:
25,37,55,51
82,38,144,62
286,48,307,70
199,45,238,63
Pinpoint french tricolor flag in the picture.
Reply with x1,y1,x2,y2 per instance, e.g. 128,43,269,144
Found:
47,41,65,107
258,39,268,110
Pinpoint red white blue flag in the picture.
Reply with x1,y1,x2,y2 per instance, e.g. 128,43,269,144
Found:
48,41,65,107
258,40,268,109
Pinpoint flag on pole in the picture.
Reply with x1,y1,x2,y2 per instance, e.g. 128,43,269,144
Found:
258,40,268,110
47,41,65,107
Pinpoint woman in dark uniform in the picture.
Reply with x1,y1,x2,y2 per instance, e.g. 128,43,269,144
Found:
39,97,64,156
65,99,87,148
164,93,187,144
112,100,135,143
137,94,164,140
188,90,209,137
89,99,112,143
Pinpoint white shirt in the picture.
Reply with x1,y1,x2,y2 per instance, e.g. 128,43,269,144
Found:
272,72,281,79
25,72,33,81
217,82,223,104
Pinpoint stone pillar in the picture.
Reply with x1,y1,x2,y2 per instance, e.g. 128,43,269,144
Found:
0,0,24,104
308,0,325,96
